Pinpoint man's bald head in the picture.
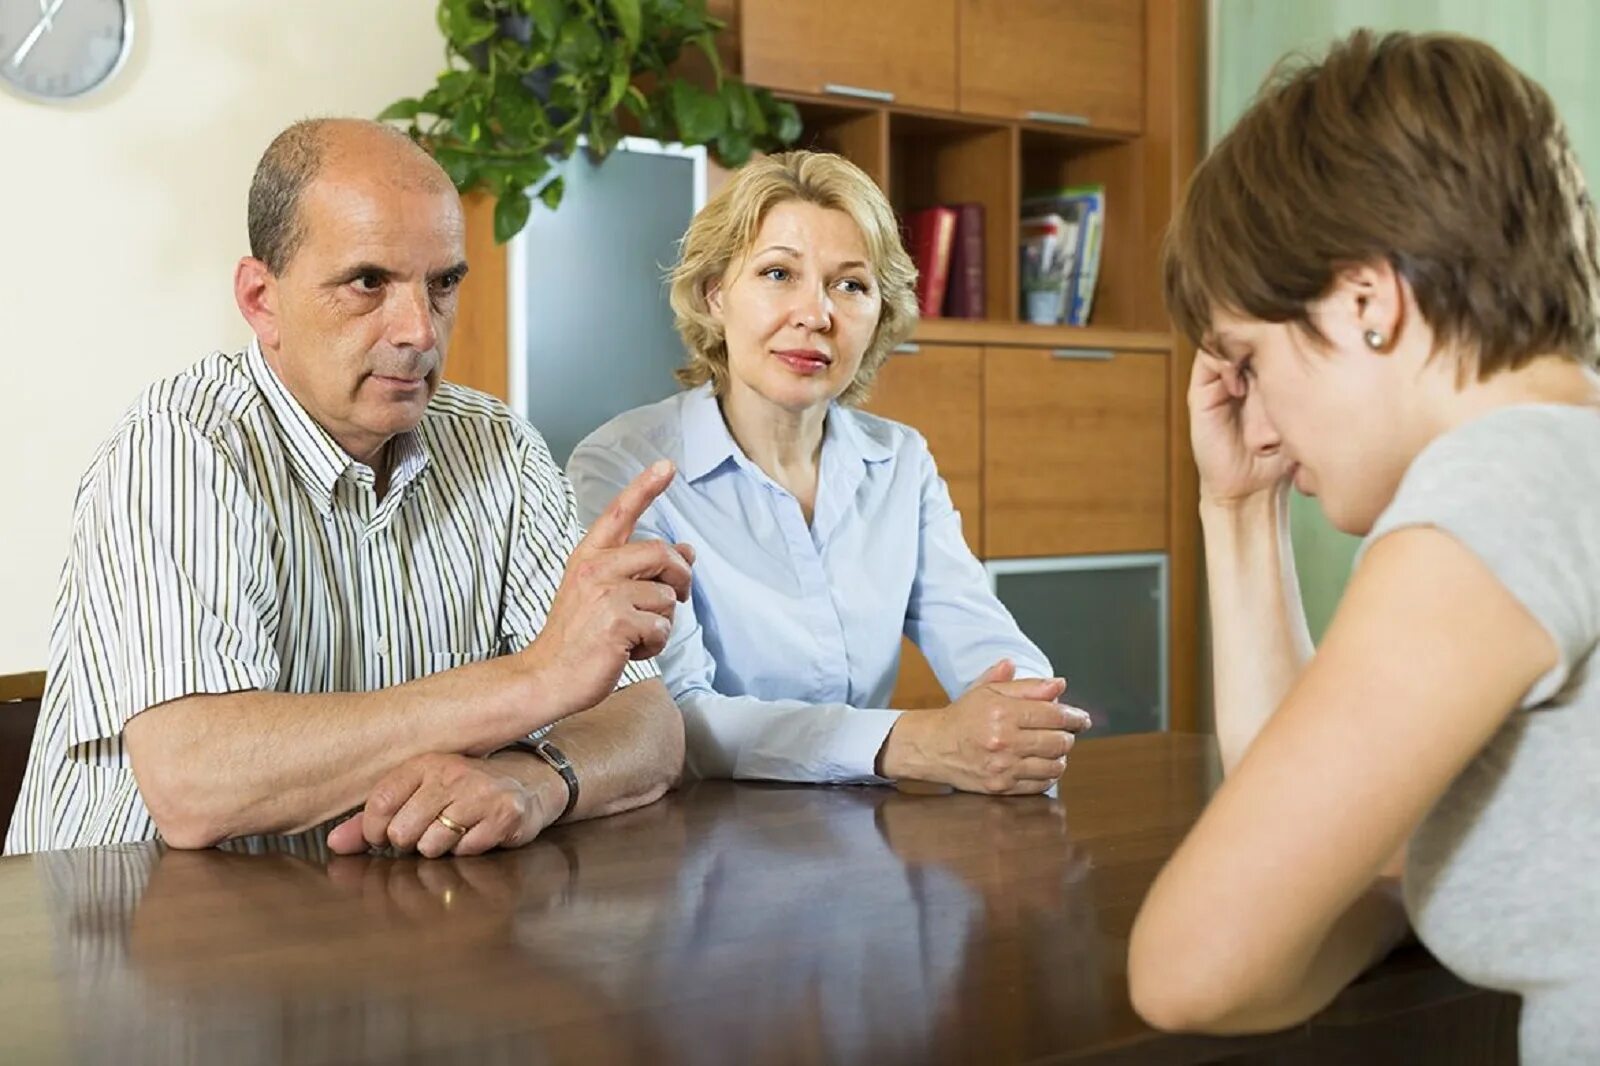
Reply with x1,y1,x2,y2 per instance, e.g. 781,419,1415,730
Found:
247,118,455,274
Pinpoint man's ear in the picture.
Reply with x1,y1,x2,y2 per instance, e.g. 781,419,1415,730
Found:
234,257,281,349
1327,259,1406,353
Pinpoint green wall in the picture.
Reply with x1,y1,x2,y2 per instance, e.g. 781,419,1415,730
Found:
1209,0,1600,638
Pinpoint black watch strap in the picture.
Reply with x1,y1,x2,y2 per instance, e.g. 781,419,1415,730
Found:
518,737,578,822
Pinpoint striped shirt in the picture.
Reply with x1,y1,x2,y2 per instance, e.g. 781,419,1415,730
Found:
5,340,657,855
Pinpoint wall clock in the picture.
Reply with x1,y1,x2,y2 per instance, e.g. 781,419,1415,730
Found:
0,0,133,102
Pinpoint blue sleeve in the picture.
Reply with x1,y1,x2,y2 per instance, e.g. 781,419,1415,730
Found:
902,435,1054,695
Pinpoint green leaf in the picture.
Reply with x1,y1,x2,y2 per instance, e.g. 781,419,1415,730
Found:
714,129,753,167
538,175,567,211
669,79,726,145
772,99,802,144
433,146,481,189
692,30,723,84
718,79,746,130
555,20,604,67
494,190,534,243
622,84,649,118
435,69,477,105
588,114,622,158
511,155,553,191
606,0,642,47
455,96,487,144
527,0,564,41
438,0,497,45
602,65,631,112
376,97,423,122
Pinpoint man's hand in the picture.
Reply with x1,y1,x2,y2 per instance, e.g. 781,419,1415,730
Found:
518,460,695,722
327,752,556,858
877,659,1092,794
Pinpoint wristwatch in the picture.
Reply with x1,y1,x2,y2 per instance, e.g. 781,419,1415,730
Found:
509,734,579,823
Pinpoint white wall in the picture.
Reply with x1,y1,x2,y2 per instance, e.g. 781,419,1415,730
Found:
0,3,445,672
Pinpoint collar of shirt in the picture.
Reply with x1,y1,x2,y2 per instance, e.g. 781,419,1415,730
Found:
678,383,894,479
676,382,895,546
245,338,431,519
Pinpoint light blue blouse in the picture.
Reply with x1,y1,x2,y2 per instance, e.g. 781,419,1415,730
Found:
566,384,1051,783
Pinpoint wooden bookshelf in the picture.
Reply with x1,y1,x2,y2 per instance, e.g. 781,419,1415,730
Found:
446,0,1205,731
762,0,1204,728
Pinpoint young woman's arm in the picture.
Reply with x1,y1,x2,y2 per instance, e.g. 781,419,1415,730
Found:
1128,525,1555,1032
1201,487,1316,774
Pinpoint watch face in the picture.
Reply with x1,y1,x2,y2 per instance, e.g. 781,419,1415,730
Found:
0,0,132,101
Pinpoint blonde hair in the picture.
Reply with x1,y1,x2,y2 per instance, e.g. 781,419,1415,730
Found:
669,151,920,405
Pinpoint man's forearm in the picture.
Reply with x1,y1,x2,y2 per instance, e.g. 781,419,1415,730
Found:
1202,488,1316,774
126,655,561,847
499,678,684,824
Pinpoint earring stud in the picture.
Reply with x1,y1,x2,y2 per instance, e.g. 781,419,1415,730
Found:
1363,329,1386,350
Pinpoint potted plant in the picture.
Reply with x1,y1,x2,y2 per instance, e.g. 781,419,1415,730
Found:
380,0,803,242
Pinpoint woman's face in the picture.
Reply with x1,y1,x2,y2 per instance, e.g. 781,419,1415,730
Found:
1206,272,1427,534
709,200,882,416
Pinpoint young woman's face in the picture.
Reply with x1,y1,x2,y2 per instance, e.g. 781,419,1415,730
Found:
1205,277,1425,535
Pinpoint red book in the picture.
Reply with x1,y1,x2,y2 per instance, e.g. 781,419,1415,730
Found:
942,203,986,319
907,206,958,317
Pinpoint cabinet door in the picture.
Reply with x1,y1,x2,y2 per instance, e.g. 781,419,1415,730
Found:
990,555,1167,735
740,0,957,111
958,0,1144,133
984,346,1167,557
862,343,983,554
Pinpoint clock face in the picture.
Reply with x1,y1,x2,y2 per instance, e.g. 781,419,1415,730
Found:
0,0,132,101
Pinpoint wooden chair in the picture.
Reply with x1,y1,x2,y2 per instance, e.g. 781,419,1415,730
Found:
0,672,45,846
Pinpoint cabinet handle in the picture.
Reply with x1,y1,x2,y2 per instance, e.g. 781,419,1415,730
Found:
1025,110,1091,127
893,342,921,355
1050,347,1115,361
823,83,895,103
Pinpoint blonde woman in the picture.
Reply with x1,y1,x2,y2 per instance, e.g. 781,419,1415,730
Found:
568,151,1091,790
1127,31,1600,1061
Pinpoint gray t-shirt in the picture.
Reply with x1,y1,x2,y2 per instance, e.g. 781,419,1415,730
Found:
1363,404,1600,1065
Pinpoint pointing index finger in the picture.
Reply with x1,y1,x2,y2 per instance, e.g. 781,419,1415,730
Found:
583,460,675,549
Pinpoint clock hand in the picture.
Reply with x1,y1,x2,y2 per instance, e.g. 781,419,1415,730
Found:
9,0,70,71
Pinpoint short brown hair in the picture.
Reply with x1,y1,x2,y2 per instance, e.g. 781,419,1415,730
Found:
669,151,919,405
1165,29,1600,374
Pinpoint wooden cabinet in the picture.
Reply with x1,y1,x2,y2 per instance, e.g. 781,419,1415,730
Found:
861,343,983,553
891,640,951,710
957,0,1145,133
983,346,1167,557
740,0,957,111
865,343,982,713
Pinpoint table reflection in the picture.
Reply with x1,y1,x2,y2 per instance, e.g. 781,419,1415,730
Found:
31,782,1111,1065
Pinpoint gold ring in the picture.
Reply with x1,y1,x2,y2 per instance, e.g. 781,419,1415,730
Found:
435,812,469,835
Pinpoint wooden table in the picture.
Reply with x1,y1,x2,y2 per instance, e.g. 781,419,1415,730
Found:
0,734,1516,1065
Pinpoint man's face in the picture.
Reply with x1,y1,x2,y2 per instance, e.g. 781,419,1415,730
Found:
255,170,467,464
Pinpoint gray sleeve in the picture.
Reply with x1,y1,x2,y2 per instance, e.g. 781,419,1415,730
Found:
1362,410,1600,707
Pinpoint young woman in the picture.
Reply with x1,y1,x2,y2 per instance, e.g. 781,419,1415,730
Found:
1127,30,1600,1063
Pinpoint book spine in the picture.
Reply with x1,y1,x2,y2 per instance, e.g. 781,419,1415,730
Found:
943,203,986,319
1069,199,1104,326
912,207,958,317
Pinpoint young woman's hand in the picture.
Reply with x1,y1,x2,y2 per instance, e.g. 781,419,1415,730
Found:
1187,350,1294,505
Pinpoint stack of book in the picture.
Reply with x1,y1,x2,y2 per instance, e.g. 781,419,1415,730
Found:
905,203,986,319
1018,185,1105,326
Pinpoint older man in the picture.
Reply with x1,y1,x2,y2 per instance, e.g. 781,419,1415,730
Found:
6,118,689,858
